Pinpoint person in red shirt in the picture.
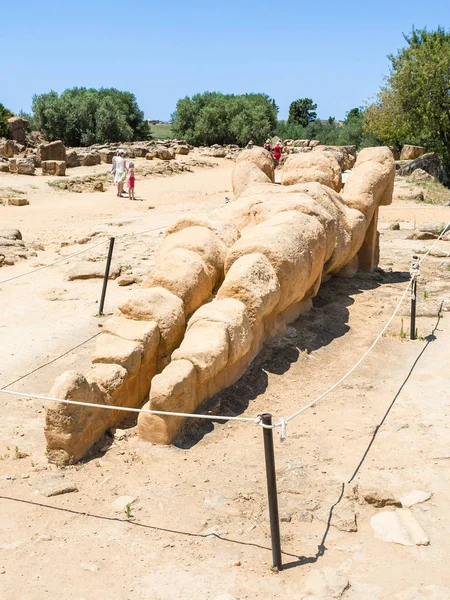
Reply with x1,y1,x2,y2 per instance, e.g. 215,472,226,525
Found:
127,162,135,200
273,142,282,166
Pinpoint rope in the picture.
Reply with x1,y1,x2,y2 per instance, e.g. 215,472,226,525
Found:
0,202,226,284
0,388,263,425
0,239,108,285
0,333,101,390
417,221,450,264
283,278,412,424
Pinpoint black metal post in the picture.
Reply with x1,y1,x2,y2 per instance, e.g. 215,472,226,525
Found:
98,237,115,316
261,413,282,571
410,276,417,340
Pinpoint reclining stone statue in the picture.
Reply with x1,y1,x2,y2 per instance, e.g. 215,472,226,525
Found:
45,146,395,464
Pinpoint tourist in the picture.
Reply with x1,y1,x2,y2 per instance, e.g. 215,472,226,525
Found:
273,141,282,166
114,149,127,197
127,162,136,200
246,139,254,149
264,139,272,152
110,149,119,179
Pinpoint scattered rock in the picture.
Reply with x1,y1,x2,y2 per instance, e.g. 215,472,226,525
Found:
9,157,35,175
113,428,127,441
38,140,66,162
36,474,78,497
80,562,99,573
419,222,446,236
112,496,136,512
398,152,449,185
299,567,350,599
407,230,436,241
117,274,137,286
359,487,401,508
42,160,66,176
370,509,429,546
409,168,434,182
400,145,425,161
67,262,121,281
8,197,29,206
387,221,400,230
399,490,432,508
280,511,292,523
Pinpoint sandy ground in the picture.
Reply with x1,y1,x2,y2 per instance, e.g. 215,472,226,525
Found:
0,159,450,599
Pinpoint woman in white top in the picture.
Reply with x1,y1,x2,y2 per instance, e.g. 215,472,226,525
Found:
113,149,127,197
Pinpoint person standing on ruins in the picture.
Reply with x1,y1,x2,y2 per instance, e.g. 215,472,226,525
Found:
273,141,282,166
264,139,272,152
114,149,127,197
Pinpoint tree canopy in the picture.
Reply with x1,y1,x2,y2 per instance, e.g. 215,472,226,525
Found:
0,103,14,137
288,98,317,127
31,88,151,146
171,92,278,146
365,26,450,169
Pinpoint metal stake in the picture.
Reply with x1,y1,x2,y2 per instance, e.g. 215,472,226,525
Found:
98,237,115,316
410,276,417,340
260,413,282,571
410,255,419,340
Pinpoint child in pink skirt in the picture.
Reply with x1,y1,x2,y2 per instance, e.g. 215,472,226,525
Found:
127,162,135,200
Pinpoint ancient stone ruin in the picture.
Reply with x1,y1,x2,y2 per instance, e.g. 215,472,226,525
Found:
45,146,395,464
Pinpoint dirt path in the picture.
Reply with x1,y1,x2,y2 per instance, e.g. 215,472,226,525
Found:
0,165,450,599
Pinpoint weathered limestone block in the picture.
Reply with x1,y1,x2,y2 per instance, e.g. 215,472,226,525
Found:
156,226,228,287
38,140,66,162
9,158,35,175
138,360,198,444
232,161,272,198
0,138,22,158
41,160,66,176
7,116,28,145
142,248,213,317
216,253,280,326
165,214,240,248
225,211,326,313
117,287,185,357
92,334,143,373
65,150,80,168
187,298,253,366
400,144,425,160
99,149,115,164
281,151,342,192
236,147,275,181
45,370,116,464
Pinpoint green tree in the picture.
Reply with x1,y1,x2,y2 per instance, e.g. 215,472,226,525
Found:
171,92,278,146
365,26,450,169
0,103,14,137
31,88,150,146
287,98,317,127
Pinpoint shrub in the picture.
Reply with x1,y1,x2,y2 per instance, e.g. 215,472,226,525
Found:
31,88,151,146
171,92,278,146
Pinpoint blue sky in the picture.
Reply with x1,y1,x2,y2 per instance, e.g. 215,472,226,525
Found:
3,0,450,121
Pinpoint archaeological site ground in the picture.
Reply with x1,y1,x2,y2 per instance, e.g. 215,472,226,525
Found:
1,138,450,600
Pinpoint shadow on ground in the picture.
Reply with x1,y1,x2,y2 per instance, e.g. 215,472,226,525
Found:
175,269,410,449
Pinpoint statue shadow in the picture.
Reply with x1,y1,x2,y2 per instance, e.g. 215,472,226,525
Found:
174,268,410,449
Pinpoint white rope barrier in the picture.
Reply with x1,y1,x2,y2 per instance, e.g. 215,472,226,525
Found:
0,238,109,285
0,388,263,425
1,218,447,434
0,202,225,285
418,221,450,264
283,278,412,424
